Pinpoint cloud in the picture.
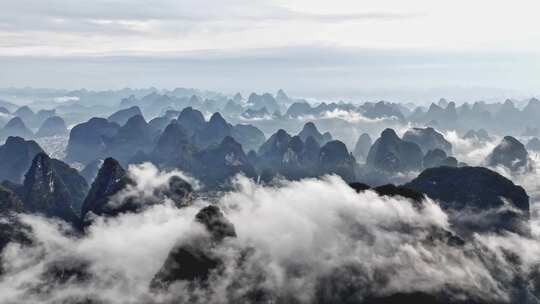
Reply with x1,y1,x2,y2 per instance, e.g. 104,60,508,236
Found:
1,203,204,302
0,0,412,37
2,0,540,98
2,164,540,303
443,130,499,165
317,109,399,123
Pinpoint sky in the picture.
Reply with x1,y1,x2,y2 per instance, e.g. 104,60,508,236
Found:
0,0,539,101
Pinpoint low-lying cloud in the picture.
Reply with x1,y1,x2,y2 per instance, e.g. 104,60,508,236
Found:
443,130,499,165
1,163,540,303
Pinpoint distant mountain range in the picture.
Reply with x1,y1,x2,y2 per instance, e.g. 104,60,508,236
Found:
0,86,539,303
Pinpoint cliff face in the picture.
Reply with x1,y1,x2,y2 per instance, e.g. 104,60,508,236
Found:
81,157,131,220
21,153,81,225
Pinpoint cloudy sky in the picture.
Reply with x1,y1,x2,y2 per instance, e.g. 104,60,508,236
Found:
1,0,539,101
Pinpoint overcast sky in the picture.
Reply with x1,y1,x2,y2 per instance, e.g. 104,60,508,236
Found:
1,0,539,101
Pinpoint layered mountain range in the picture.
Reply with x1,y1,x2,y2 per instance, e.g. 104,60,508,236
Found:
0,87,539,303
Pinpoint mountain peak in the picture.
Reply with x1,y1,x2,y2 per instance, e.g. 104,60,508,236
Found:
380,128,399,140
208,112,227,126
5,117,27,129
503,99,515,107
195,205,236,240
81,157,130,220
177,107,206,131
298,121,326,144
124,114,147,128
402,127,452,155
14,106,34,117
233,92,242,102
220,135,240,148
486,136,530,172
22,152,80,225
276,89,289,101
36,116,68,137
353,133,372,161
428,103,443,112
107,106,143,126
367,128,423,172
302,121,317,132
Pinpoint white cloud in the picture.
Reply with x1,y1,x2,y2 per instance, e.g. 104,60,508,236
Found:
2,167,540,303
317,109,398,124
443,130,499,165
1,0,539,96
1,0,539,57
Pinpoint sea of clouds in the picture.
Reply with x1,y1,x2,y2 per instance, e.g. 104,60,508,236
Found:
1,159,540,303
2,125,540,303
